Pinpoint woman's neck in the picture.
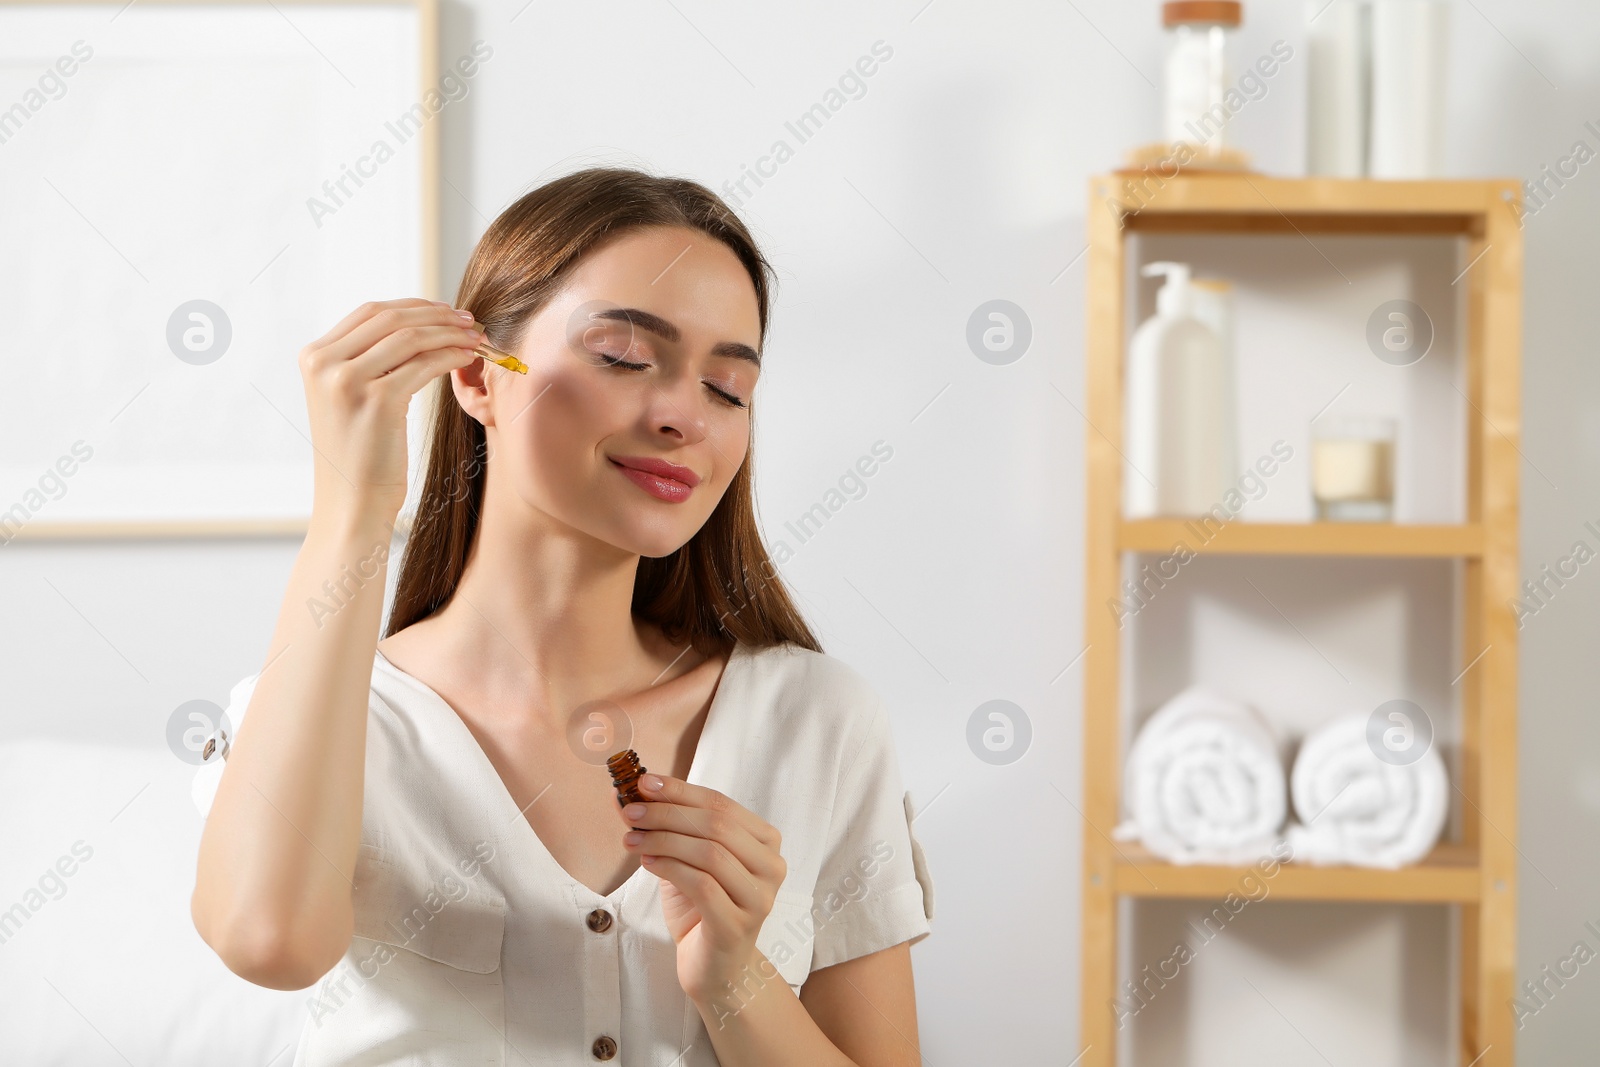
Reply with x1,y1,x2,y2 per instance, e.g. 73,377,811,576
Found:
380,508,700,728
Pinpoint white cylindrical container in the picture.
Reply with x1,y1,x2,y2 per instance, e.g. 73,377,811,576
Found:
1305,0,1370,177
1369,0,1450,178
1162,2,1242,150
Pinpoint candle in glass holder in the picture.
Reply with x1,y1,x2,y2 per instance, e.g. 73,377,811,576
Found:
1312,415,1395,521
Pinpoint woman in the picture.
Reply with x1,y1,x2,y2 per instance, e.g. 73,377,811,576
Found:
190,167,934,1066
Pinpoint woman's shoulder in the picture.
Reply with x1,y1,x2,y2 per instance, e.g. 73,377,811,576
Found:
742,639,883,702
736,640,893,746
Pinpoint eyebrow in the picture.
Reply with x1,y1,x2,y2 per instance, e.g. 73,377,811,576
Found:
590,307,761,368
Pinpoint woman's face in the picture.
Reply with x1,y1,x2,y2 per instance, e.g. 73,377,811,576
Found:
452,224,763,558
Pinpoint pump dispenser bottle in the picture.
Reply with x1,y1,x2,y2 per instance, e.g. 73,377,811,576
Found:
1124,261,1236,518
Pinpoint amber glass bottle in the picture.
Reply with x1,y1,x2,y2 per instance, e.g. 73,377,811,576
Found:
607,749,648,807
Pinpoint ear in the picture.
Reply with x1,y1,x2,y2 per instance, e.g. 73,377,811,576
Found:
449,358,495,428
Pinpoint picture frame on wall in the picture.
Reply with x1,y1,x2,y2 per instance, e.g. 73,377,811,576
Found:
0,0,447,541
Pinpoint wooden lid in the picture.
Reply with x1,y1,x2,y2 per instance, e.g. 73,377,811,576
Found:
1163,1,1242,27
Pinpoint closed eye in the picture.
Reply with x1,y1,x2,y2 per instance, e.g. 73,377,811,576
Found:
595,354,651,372
595,354,748,409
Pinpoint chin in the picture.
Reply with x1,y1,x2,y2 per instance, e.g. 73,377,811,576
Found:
622,538,694,561
604,516,698,560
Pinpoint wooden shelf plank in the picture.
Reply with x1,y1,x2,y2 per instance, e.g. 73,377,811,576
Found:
1112,843,1480,903
1119,519,1483,557
1098,174,1515,236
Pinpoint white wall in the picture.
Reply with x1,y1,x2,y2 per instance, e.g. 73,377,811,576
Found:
4,0,1598,1062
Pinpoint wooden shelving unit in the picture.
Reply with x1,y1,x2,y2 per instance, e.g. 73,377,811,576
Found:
1080,175,1523,1066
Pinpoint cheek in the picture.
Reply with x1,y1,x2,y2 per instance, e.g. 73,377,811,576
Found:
718,419,751,464
704,421,751,492
500,368,615,437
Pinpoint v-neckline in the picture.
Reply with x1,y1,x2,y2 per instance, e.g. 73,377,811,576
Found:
373,638,747,903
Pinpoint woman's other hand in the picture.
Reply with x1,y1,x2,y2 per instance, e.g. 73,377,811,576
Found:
620,773,789,1005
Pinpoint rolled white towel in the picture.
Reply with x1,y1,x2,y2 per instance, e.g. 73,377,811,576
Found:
1286,711,1449,868
1113,685,1288,865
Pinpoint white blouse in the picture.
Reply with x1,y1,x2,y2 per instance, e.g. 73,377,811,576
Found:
192,638,935,1066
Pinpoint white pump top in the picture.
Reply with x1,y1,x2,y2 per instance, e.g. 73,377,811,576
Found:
1141,261,1194,318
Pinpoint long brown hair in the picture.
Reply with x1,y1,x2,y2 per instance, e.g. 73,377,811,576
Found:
384,166,821,658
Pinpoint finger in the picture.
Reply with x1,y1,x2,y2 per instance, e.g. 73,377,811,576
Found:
310,297,447,350
320,304,476,372
639,853,742,928
338,305,484,376
624,801,782,885
379,344,484,398
625,827,768,912
348,322,487,379
638,774,779,848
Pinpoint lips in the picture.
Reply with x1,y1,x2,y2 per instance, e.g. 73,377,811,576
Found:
608,455,701,488
608,455,702,504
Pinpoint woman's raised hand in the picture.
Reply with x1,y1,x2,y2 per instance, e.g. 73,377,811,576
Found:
298,298,486,522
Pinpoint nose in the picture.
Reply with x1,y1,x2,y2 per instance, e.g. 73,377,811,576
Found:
640,375,709,445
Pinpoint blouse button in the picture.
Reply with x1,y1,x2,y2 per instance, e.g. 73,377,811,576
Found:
585,908,613,933
591,1035,618,1060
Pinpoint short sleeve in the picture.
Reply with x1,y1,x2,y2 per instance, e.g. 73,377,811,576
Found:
190,671,261,819
808,690,935,971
